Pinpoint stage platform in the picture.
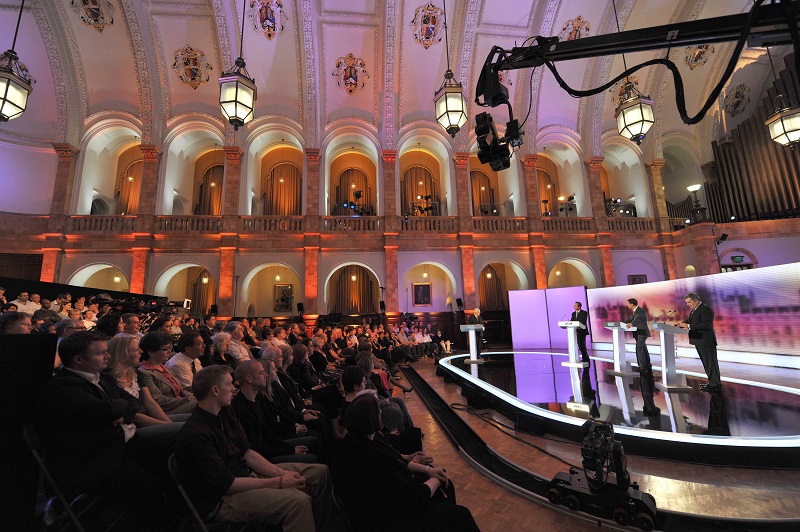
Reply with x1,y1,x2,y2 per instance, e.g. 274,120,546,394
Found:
438,348,800,467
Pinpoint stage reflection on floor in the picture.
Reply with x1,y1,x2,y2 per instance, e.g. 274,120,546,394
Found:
473,352,800,437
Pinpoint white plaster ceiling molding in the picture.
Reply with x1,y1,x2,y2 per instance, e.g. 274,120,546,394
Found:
381,0,397,148
249,0,286,40
684,44,714,70
558,14,591,41
172,45,213,89
410,2,444,49
331,53,370,94
723,84,750,117
70,0,114,32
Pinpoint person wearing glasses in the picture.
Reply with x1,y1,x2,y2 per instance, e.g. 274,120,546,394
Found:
137,331,197,415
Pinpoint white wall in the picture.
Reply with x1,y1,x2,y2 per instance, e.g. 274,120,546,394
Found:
718,235,800,267
612,250,665,284
0,143,57,214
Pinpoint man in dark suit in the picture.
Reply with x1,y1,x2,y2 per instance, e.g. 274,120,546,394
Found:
198,313,216,366
624,298,659,416
571,302,589,363
467,307,484,355
679,292,721,393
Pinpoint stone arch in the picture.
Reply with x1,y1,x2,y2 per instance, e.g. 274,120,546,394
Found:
548,259,598,288
719,247,759,268
535,128,590,217
400,260,458,313
397,125,456,215
474,259,531,311
321,124,382,216
67,263,130,291
239,262,304,317
601,135,651,217
322,261,382,314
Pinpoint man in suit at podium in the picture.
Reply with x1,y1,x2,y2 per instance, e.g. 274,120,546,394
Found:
623,298,659,416
679,292,721,393
467,307,484,355
572,302,589,363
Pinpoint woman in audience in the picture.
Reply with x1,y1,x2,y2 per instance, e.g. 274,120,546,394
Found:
147,316,172,333
286,343,341,418
356,354,414,430
95,313,124,337
333,392,480,532
137,331,197,414
210,331,236,367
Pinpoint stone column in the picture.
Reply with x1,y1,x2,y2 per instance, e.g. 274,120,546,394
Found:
598,243,616,287
645,158,670,232
520,155,543,231
694,229,721,276
659,243,679,280
40,248,63,283
460,236,476,310
49,144,79,232
134,145,162,233
218,246,236,316
130,247,149,295
303,240,320,315
382,150,398,231
384,237,399,312
222,147,243,232
585,156,608,230
305,148,321,232
453,153,471,226
530,243,548,289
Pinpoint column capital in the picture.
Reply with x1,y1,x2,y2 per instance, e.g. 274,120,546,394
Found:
453,152,469,167
646,158,666,170
585,156,604,169
52,143,79,159
520,154,539,168
223,146,243,160
139,144,162,160
305,148,321,162
381,150,397,163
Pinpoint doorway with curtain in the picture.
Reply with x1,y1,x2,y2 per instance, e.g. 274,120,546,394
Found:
263,162,302,215
195,165,224,215
115,160,143,215
470,170,498,216
401,166,440,216
332,168,374,215
478,263,509,311
328,265,378,315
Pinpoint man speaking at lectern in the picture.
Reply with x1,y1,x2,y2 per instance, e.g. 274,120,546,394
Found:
572,302,589,363
467,308,484,355
679,292,721,393
623,298,652,373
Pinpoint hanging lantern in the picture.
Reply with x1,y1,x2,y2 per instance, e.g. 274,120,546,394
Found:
765,95,800,147
615,83,654,145
434,70,468,137
219,58,257,130
0,0,34,123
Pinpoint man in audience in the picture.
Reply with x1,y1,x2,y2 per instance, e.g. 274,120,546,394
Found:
119,313,143,339
232,360,319,463
0,311,32,334
10,291,39,316
51,293,69,313
36,331,172,528
165,331,205,389
33,299,61,325
287,323,301,346
0,286,5,305
175,365,342,531
181,317,197,333
224,320,253,366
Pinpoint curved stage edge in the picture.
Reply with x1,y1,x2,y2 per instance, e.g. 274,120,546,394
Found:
437,353,800,469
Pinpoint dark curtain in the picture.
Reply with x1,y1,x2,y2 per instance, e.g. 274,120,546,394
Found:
333,168,373,215
115,160,142,215
195,165,224,215
537,168,558,214
401,166,439,216
470,170,496,215
190,269,215,316
478,263,509,311
330,265,376,314
263,162,302,215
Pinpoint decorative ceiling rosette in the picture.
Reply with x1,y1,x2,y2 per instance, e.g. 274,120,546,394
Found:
410,3,444,49
332,53,370,94
685,44,715,70
249,0,286,40
559,15,591,41
71,0,115,32
172,46,213,90
724,84,751,117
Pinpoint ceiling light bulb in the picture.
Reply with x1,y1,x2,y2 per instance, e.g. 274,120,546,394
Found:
202,275,209,284
210,181,216,188
555,270,561,276
113,275,121,284
687,184,701,192
486,272,492,279
423,272,428,278
127,175,134,182
351,183,356,188
351,274,357,282
275,274,281,281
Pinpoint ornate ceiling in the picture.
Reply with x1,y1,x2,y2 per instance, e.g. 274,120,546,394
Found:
0,0,788,165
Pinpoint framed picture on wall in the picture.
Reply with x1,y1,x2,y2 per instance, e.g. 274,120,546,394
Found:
627,274,647,285
412,282,432,306
274,284,293,312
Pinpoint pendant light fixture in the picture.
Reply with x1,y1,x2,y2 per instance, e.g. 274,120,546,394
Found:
610,0,654,145
764,46,800,148
433,0,467,137
0,0,33,122
219,0,257,130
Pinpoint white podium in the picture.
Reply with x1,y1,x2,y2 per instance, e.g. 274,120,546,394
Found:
558,321,588,368
652,323,691,395
460,324,485,377
603,321,638,421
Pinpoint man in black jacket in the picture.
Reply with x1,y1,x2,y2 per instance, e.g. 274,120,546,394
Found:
679,292,721,392
572,301,589,363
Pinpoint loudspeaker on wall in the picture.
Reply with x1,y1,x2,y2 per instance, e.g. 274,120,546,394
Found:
297,302,304,314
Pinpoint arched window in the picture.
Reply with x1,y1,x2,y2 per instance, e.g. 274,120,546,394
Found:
478,263,509,310
470,170,497,216
330,265,377,314
263,162,302,215
537,168,558,216
115,160,142,215
195,165,224,215
189,269,215,316
333,168,373,215
401,166,439,216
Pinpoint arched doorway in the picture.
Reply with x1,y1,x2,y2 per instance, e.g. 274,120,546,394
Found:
239,264,303,317
327,264,379,315
402,262,457,313
68,264,130,292
477,261,530,310
548,259,598,288
153,264,216,315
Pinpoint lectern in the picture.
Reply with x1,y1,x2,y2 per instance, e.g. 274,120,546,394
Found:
558,321,588,403
460,324,485,377
651,323,692,393
604,321,638,421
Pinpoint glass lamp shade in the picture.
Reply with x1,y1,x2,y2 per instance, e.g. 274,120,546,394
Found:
434,70,468,138
765,105,800,147
615,95,654,145
219,59,257,130
0,50,32,122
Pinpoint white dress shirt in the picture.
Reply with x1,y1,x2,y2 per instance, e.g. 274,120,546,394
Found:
165,352,203,389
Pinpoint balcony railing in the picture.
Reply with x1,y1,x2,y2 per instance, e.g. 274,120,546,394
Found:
157,216,221,232
401,216,457,232
606,217,656,232
242,216,304,232
541,217,595,232
322,216,382,232
70,216,136,233
472,217,527,232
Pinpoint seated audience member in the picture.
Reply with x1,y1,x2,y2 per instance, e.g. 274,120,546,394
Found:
430,329,451,355
309,334,334,374
334,392,479,532
36,331,174,528
33,299,61,325
170,317,184,335
285,343,341,419
2,302,18,313
148,317,173,334
10,291,39,316
165,331,205,389
233,359,319,464
210,331,236,367
355,355,413,434
95,313,125,337
241,318,258,347
0,310,32,334
198,314,216,366
82,309,97,330
119,313,143,339
271,325,289,347
181,317,197,333
175,365,342,531
224,320,253,366
38,321,56,334
137,331,197,415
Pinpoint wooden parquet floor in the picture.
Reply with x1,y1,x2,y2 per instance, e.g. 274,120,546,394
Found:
397,357,800,528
